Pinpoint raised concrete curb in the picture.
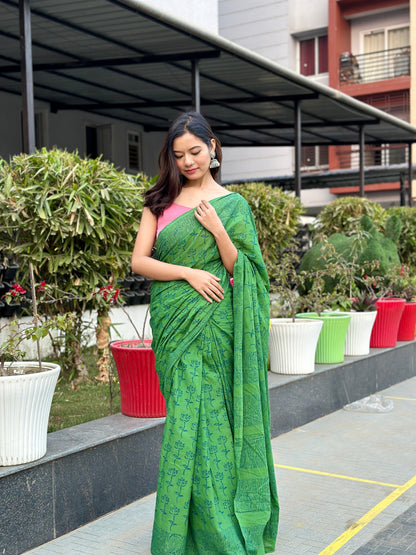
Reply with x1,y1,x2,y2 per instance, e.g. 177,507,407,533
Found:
2,340,416,555
268,341,416,437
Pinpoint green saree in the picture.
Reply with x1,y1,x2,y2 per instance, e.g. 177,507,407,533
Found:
150,192,279,554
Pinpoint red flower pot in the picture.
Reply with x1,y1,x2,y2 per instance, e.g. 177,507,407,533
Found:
110,339,166,418
397,301,416,341
370,298,406,348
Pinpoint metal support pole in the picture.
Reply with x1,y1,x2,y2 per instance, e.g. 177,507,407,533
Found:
294,100,302,198
191,59,200,113
359,126,365,197
408,143,413,207
19,0,36,154
399,173,406,206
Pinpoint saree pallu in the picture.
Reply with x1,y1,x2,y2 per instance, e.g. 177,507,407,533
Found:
150,193,279,554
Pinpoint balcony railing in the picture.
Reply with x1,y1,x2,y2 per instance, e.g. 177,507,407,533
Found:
335,144,408,170
339,46,410,86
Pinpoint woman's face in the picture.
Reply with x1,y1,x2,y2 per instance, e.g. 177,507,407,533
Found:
172,132,215,181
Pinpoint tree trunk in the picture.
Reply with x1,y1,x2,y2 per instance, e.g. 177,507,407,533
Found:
95,311,112,382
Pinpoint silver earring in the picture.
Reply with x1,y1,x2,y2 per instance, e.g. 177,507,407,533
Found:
209,149,220,169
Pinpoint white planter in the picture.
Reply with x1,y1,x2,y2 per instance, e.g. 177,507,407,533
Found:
344,311,377,356
269,318,323,375
0,362,60,466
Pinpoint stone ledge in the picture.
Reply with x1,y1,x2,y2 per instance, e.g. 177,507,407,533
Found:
2,341,416,554
268,342,416,437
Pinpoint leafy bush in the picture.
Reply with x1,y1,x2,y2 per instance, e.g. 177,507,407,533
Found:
311,196,387,242
226,182,304,278
387,206,416,269
0,149,148,376
300,214,401,295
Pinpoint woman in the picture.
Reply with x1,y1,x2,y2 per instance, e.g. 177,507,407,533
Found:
132,112,279,554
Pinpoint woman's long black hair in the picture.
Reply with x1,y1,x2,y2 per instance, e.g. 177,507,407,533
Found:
144,112,222,216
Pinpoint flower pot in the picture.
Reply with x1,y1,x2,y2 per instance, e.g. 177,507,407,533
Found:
344,311,377,356
397,301,416,341
0,362,60,466
269,318,323,374
296,312,351,363
110,339,166,418
370,298,406,348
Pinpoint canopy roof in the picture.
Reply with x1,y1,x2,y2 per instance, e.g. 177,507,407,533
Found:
1,0,416,147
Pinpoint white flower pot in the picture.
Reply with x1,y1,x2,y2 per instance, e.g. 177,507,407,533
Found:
344,311,377,356
0,362,60,466
269,318,323,374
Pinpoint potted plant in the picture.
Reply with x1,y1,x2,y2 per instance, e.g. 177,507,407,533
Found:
300,214,403,357
330,258,379,357
0,264,73,466
109,301,166,418
295,309,351,364
342,290,378,356
384,264,416,342
269,250,323,375
296,241,352,364
0,149,147,381
370,296,406,348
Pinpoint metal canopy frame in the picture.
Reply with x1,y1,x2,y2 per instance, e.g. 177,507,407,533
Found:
1,0,415,200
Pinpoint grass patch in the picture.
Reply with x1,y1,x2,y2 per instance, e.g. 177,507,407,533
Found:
48,349,121,433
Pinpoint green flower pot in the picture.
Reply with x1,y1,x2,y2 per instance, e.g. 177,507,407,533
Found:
296,312,351,363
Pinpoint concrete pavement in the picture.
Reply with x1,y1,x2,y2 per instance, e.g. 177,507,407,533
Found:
24,376,416,555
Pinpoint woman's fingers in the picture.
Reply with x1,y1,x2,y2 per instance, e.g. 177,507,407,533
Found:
208,274,224,296
202,277,224,303
207,281,224,302
187,269,224,302
194,200,224,235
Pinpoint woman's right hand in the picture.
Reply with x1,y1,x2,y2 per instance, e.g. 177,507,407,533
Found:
185,268,224,303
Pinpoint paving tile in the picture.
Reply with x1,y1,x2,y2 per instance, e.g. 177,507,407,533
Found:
25,377,416,555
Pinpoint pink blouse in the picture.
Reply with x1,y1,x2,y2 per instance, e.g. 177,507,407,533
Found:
157,203,191,236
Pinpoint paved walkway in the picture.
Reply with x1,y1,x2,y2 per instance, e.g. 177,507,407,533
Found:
24,377,416,555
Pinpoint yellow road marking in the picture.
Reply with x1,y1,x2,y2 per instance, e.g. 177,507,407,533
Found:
385,395,416,401
274,464,400,488
318,474,416,554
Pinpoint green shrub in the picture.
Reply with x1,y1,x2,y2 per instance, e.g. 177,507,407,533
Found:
300,214,401,295
311,196,387,242
226,182,304,278
0,148,149,376
387,206,416,269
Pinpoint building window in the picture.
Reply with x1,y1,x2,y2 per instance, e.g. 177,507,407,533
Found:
85,124,113,161
364,144,407,167
301,145,329,170
361,91,408,167
86,126,98,158
362,25,409,81
128,132,141,172
363,25,409,54
299,35,328,76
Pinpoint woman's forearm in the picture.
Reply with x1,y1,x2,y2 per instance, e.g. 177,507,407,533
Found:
132,255,190,282
132,255,225,303
211,227,238,276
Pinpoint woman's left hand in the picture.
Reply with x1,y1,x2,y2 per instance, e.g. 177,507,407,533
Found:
194,200,224,236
